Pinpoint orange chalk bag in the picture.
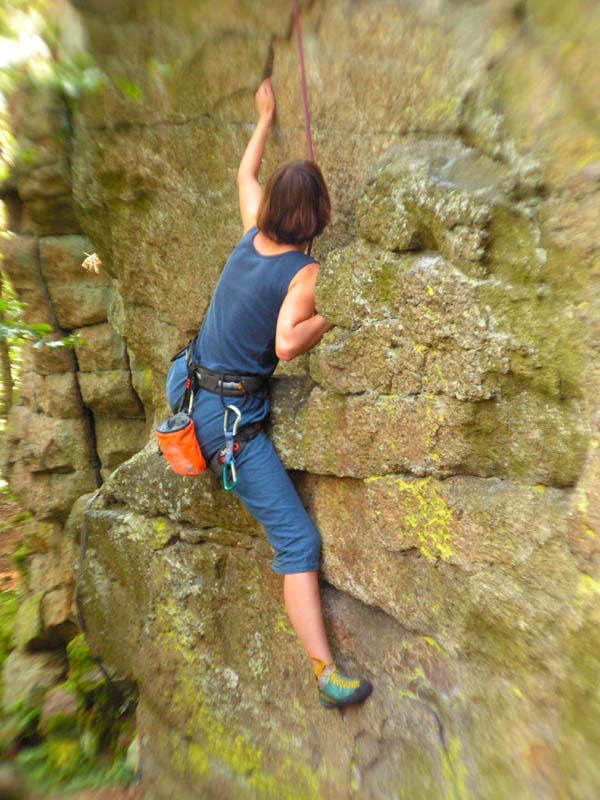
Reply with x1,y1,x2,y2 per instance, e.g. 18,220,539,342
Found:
155,337,207,476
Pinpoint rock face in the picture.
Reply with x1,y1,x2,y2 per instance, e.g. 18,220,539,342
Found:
2,1,600,798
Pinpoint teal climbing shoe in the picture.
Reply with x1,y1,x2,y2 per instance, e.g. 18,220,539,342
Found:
312,658,373,709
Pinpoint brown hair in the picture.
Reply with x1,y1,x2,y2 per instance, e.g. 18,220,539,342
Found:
256,160,331,245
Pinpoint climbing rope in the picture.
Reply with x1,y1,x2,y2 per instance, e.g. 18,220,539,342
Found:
291,0,315,255
291,0,315,162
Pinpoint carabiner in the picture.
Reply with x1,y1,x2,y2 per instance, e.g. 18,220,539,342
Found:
222,404,242,491
223,404,242,438
223,460,237,491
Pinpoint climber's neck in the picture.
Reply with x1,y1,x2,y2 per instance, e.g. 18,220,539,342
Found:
252,229,309,257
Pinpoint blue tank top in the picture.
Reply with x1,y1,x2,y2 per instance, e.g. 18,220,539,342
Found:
195,225,317,375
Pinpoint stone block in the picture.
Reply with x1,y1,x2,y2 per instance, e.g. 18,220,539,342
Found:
21,519,64,554
38,685,79,737
38,235,111,329
31,372,82,418
94,415,148,473
270,376,474,479
78,370,144,417
28,469,99,522
28,551,71,595
100,439,261,535
270,376,588,486
21,196,81,235
14,409,95,474
12,592,44,651
2,650,66,713
41,587,77,637
73,322,128,371
30,338,77,375
0,233,40,291
356,137,523,273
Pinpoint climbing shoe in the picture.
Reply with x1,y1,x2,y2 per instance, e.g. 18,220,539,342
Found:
312,657,373,709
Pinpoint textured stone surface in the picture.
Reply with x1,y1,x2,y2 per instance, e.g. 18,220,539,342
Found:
30,371,82,418
94,415,148,477
73,322,128,371
78,369,144,417
2,0,600,797
38,235,111,329
2,650,67,713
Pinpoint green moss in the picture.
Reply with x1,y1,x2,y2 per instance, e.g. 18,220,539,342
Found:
0,590,19,670
169,672,323,799
47,736,83,776
15,738,136,795
12,542,35,578
66,633,97,682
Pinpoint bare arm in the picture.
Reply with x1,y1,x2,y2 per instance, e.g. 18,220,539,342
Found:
237,79,276,234
275,263,333,361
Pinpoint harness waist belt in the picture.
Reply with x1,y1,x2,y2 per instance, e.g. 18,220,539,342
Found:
194,364,268,397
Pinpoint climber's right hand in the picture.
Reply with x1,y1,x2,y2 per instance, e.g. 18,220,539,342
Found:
256,78,276,123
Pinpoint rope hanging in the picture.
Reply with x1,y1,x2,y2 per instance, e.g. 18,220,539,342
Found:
291,0,315,162
291,0,315,255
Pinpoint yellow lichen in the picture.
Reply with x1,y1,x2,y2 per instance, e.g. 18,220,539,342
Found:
441,735,469,800
394,476,457,561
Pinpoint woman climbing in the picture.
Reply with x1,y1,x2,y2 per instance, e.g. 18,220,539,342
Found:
165,77,372,709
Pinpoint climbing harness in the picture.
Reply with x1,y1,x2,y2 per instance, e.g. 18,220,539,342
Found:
159,335,268,487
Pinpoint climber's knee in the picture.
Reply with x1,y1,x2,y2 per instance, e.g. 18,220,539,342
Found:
271,523,322,575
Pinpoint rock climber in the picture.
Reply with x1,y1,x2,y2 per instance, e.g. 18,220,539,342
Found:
165,77,372,708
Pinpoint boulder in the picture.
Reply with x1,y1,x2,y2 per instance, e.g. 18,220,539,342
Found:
94,416,148,476
38,235,111,329
2,649,66,713
78,370,144,417
73,322,128,371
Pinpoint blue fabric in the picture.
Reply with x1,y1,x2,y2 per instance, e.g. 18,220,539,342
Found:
195,225,316,376
165,354,322,574
164,228,322,574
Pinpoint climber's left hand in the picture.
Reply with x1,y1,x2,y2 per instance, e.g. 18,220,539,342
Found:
256,78,276,123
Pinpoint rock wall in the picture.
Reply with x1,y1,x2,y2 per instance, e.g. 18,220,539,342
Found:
2,1,600,798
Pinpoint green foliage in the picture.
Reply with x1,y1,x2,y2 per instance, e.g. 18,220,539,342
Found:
0,1,141,105
15,739,136,795
0,509,31,534
111,74,142,103
0,295,87,349
0,630,139,794
0,589,18,670
0,697,42,753
11,541,34,578
44,51,111,101
65,633,97,683
0,0,48,39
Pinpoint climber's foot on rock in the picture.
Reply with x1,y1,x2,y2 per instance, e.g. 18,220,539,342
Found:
311,657,373,708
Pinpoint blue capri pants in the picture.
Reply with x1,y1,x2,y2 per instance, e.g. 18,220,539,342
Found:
165,354,322,574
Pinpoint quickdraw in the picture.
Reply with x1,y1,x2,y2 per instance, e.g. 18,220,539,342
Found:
222,404,242,491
